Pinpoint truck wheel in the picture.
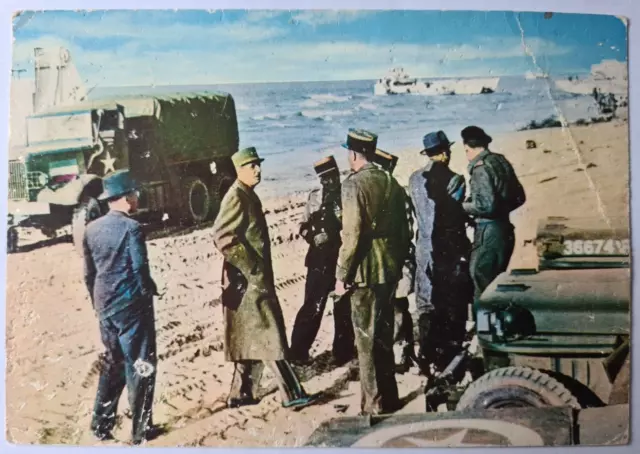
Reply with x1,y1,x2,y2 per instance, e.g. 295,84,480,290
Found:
181,176,211,224
210,176,234,221
7,227,18,254
456,366,580,410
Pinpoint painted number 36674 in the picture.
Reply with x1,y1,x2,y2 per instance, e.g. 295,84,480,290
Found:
563,239,630,256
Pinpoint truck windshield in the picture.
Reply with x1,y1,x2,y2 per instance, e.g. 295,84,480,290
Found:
27,111,93,146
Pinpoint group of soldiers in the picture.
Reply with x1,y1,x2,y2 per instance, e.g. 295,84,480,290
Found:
80,125,525,444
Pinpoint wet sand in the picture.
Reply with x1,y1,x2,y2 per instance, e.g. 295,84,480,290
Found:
5,118,629,446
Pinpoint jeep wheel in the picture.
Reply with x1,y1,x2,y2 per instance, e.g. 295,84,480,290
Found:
456,366,580,410
181,176,211,223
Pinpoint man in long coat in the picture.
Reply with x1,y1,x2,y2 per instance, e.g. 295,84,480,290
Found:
408,131,473,374
334,129,411,415
212,147,319,410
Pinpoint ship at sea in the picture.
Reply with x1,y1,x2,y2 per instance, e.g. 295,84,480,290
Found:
525,71,550,80
373,67,500,96
553,60,627,96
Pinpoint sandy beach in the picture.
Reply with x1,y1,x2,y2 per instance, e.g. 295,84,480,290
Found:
5,118,629,446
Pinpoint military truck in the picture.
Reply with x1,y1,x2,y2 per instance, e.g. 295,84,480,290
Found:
425,215,630,411
7,91,239,253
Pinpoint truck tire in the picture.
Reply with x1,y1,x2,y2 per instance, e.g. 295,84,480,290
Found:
181,176,211,224
7,227,18,254
210,176,235,221
456,366,580,410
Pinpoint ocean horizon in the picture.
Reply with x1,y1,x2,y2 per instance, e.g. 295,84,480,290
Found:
86,75,600,197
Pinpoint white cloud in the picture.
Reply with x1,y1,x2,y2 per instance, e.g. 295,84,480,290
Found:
11,34,573,87
290,10,376,26
243,10,288,23
11,11,573,86
16,11,287,46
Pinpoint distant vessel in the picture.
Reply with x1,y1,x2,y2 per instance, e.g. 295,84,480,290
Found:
374,67,499,96
554,60,627,96
525,71,549,79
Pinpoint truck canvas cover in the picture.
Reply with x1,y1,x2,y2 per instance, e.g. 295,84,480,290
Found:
28,90,239,162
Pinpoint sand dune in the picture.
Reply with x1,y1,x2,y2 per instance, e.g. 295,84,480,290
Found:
5,119,629,446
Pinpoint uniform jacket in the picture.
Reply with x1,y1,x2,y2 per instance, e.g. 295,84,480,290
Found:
408,160,471,312
299,185,342,275
409,160,470,266
212,180,289,361
463,149,526,222
336,162,411,286
83,210,157,319
394,188,417,298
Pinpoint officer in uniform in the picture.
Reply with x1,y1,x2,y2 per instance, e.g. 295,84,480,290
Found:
212,147,319,410
334,129,411,415
461,126,526,301
371,149,417,372
290,156,355,365
408,131,473,373
83,170,159,444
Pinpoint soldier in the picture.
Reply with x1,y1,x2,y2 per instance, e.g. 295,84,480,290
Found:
371,149,417,372
83,170,160,444
461,126,526,300
334,129,411,415
290,156,355,365
212,147,319,410
408,131,473,373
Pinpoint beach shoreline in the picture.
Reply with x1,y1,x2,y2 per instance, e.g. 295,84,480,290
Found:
5,118,630,446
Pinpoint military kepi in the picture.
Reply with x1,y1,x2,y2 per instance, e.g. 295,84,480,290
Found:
98,169,139,201
342,129,378,156
372,149,399,174
232,147,264,168
314,155,339,177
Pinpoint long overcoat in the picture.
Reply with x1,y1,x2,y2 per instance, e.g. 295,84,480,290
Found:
212,180,289,361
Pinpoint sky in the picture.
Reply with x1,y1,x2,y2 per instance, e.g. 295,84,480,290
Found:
11,10,628,86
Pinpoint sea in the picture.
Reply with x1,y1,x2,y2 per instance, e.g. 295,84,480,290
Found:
92,76,600,197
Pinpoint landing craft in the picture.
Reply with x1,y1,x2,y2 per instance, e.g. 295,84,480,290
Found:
374,67,500,96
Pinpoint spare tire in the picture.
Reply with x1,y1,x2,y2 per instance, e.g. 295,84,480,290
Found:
456,366,580,410
181,176,211,224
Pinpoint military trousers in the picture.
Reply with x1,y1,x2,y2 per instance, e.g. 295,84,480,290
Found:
91,300,157,443
290,268,355,362
391,296,415,367
414,259,473,372
348,283,400,415
470,221,515,301
228,360,306,404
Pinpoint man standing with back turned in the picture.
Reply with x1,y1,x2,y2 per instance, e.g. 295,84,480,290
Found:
335,129,411,415
409,131,473,374
83,169,159,445
461,126,526,301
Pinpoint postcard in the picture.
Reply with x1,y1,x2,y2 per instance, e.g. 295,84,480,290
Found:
6,9,629,447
